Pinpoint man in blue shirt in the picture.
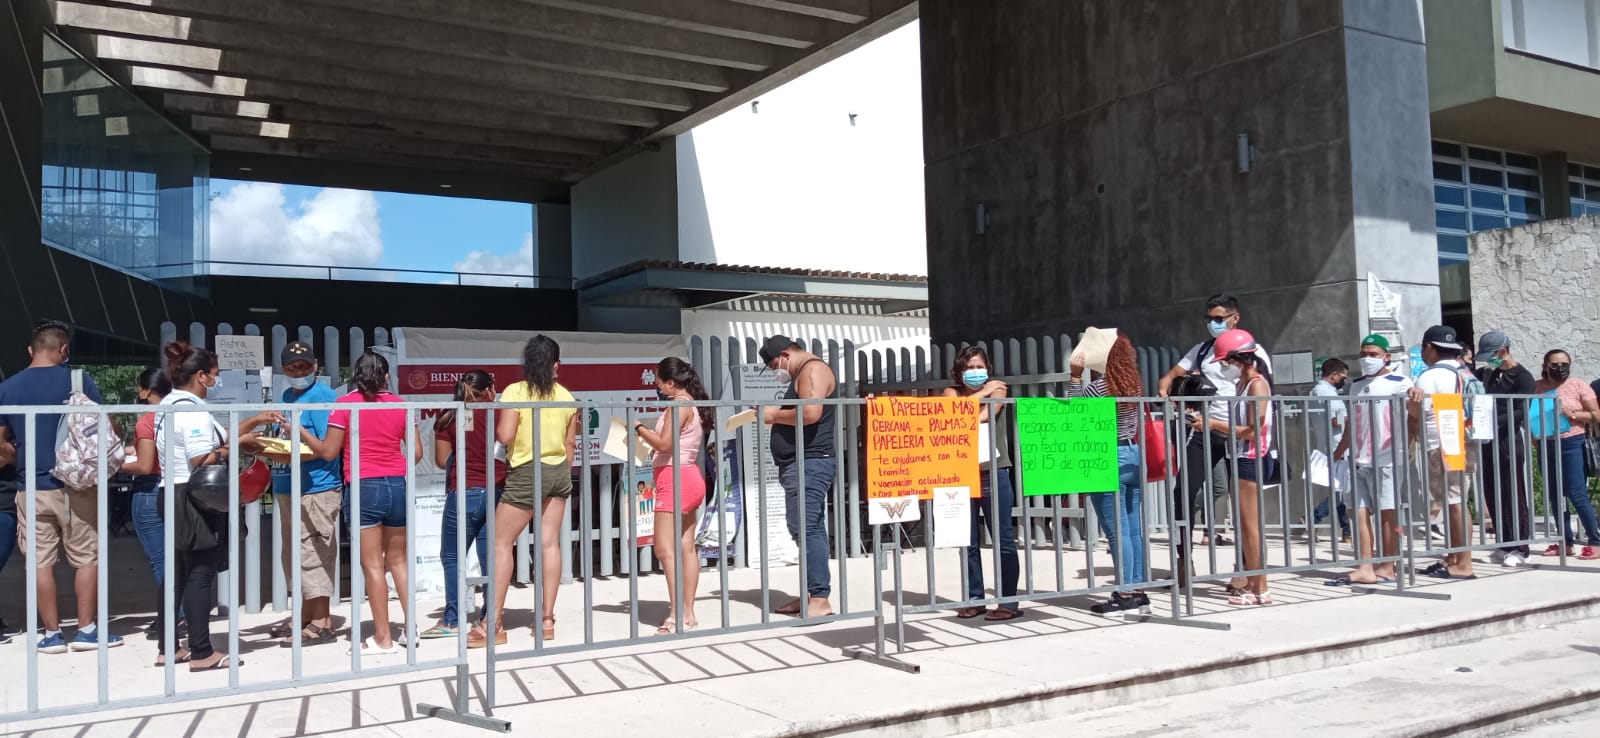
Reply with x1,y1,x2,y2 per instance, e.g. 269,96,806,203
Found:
261,341,344,647
0,321,120,653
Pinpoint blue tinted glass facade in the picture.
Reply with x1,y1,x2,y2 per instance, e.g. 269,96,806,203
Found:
1431,140,1542,267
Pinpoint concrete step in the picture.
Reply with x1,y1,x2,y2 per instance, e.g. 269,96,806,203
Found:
951,616,1600,738
793,579,1600,738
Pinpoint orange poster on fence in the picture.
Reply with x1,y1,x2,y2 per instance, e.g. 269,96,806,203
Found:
1433,393,1467,471
866,396,981,518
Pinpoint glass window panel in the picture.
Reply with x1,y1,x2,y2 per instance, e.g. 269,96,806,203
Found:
1434,185,1466,207
1468,147,1503,164
1587,166,1600,180
1505,152,1539,170
1574,181,1588,198
1571,163,1585,177
1472,212,1508,230
1506,172,1541,192
1434,161,1465,182
1470,167,1504,187
1507,194,1541,216
1436,210,1469,231
1432,140,1463,158
1437,233,1469,256
1470,190,1505,210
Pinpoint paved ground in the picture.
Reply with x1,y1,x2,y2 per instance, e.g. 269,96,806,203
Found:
0,519,1588,736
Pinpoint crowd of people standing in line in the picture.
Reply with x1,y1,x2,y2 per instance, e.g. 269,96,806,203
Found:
0,307,1595,657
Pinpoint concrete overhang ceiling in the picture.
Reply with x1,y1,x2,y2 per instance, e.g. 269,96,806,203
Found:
50,0,916,200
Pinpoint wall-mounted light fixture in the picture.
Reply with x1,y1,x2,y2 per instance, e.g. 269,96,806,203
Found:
849,112,858,126
975,202,990,235
1237,132,1255,174
751,100,760,113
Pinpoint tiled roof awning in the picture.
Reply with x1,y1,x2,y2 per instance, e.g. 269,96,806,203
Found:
577,260,928,314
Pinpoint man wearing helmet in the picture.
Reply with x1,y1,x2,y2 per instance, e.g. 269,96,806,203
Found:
1157,294,1272,585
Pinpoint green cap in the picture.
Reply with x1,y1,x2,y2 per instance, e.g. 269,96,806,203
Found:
1361,333,1390,351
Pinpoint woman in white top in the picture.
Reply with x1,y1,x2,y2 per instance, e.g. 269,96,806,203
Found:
633,357,711,634
154,342,278,670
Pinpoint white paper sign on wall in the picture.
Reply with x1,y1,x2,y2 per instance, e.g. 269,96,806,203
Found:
215,335,265,371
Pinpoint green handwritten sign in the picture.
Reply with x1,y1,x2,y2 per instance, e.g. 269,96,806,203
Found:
1016,396,1120,495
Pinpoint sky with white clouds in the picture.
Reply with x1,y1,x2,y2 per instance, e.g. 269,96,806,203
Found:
207,180,534,280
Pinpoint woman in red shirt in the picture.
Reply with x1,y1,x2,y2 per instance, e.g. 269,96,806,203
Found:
421,370,507,638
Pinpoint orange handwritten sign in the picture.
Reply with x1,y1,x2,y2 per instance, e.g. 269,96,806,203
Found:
1433,393,1467,472
866,396,981,501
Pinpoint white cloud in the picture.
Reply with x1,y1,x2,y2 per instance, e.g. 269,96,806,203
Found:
454,233,535,287
208,183,383,277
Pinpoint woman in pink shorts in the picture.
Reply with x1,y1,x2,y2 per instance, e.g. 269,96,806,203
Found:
632,357,711,634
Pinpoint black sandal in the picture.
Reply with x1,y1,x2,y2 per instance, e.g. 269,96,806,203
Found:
955,606,988,619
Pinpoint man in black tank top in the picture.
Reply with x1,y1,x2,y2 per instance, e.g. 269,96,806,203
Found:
759,336,838,618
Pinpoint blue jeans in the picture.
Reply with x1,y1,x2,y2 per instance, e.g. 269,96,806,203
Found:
131,487,183,621
440,487,496,628
1312,497,1351,534
0,510,15,577
780,457,836,598
1088,444,1147,589
1545,436,1600,546
965,468,1020,611
344,476,408,529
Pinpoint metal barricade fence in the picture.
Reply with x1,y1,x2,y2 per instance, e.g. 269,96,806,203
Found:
0,390,1578,728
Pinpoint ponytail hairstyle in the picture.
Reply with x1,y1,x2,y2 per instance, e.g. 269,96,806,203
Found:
137,366,173,403
521,334,560,398
351,349,390,401
436,369,495,432
164,341,217,389
657,357,713,431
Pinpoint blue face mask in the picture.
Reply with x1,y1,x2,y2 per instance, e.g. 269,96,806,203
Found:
286,374,315,390
1208,320,1229,338
962,369,989,389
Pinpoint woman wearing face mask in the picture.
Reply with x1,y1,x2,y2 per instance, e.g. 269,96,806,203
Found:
122,368,177,640
154,342,273,670
633,357,713,633
421,370,506,639
1191,330,1275,605
943,346,1021,621
1534,350,1600,560
299,350,423,653
1070,334,1151,619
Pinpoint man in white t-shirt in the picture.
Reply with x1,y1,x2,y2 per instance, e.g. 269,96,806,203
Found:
1157,293,1272,581
1331,335,1411,585
1408,325,1477,580
1309,358,1350,541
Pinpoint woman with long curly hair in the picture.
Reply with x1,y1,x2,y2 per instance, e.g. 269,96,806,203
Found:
1069,332,1150,618
633,357,713,633
943,345,1022,621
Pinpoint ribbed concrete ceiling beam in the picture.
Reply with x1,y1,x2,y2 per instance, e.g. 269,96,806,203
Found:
730,0,872,24
190,115,594,171
512,0,839,48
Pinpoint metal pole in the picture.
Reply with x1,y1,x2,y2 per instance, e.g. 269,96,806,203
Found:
290,409,303,680
349,407,362,672
96,413,110,704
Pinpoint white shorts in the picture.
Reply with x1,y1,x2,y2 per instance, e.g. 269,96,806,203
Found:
1351,464,1396,511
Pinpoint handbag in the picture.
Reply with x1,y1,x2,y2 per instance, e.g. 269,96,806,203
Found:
1143,410,1170,482
1585,425,1599,478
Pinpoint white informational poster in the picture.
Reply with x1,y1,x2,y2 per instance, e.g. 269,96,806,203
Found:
736,364,800,568
1367,273,1410,375
931,486,970,549
868,496,920,526
1469,394,1496,441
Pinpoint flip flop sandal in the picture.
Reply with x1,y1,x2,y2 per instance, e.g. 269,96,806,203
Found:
1418,562,1447,576
955,606,988,619
1323,577,1356,587
154,649,191,667
281,624,338,648
418,624,458,640
189,655,238,672
983,609,1024,622
269,621,296,639
774,600,803,616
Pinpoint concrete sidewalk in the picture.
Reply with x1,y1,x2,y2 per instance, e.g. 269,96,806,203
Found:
2,532,1595,737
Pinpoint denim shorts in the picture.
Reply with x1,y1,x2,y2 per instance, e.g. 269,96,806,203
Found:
344,476,407,529
1235,456,1278,484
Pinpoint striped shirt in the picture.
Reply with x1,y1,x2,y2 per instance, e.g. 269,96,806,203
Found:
1066,377,1140,441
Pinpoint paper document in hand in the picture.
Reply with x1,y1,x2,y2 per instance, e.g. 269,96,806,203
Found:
256,437,314,458
724,409,758,433
977,423,994,464
603,417,653,465
1071,327,1119,374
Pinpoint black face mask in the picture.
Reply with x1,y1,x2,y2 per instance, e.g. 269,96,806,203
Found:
1548,365,1571,382
1332,377,1347,391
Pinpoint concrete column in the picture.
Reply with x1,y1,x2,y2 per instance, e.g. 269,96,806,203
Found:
569,139,682,333
1540,151,1573,221
920,0,1441,364
533,203,572,288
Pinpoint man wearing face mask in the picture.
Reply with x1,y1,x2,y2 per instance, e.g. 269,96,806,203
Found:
1330,335,1411,584
260,341,344,646
759,336,838,618
1471,331,1534,565
1157,294,1273,582
1309,359,1350,542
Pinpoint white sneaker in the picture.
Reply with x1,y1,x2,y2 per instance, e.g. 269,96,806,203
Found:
1503,553,1526,568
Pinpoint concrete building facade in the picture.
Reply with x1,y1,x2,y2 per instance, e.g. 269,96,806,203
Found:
1469,215,1600,379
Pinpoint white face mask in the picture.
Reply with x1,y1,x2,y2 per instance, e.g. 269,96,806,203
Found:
1359,356,1387,378
774,369,792,386
286,374,315,390
1218,363,1242,383
210,373,223,390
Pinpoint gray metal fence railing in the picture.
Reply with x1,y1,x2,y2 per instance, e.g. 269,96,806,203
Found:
0,386,1581,729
